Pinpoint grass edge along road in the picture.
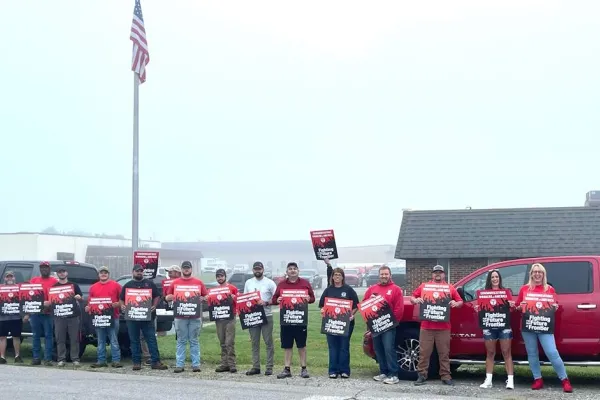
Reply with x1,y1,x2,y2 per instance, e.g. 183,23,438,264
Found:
5,303,600,381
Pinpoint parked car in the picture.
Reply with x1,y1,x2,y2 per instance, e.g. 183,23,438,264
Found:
342,268,362,287
115,273,175,357
364,268,380,287
388,266,406,287
0,260,99,361
299,269,322,289
363,256,600,380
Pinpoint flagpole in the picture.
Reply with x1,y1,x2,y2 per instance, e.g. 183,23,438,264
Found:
132,72,140,252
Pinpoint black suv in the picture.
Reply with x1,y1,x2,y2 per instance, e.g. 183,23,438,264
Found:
205,272,254,292
0,260,98,361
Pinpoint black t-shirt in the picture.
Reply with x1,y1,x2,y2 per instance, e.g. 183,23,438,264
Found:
52,281,83,318
120,278,160,320
319,284,359,326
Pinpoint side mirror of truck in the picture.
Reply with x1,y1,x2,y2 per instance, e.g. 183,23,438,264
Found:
456,286,466,301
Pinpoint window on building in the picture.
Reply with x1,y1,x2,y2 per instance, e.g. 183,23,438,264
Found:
462,264,528,301
540,261,592,294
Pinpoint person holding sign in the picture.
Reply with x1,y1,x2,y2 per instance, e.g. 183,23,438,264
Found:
86,266,123,368
26,261,57,366
164,260,207,373
243,261,277,376
411,265,462,386
362,265,404,385
272,262,316,379
51,266,84,368
318,267,359,379
516,263,572,393
213,268,238,373
472,270,515,389
0,271,23,364
120,264,168,371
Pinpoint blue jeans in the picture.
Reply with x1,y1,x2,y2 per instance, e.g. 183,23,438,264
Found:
126,320,160,365
175,318,201,368
30,314,54,361
326,322,354,375
373,328,398,377
522,332,568,380
96,319,121,363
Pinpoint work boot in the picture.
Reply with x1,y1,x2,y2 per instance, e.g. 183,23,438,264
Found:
215,365,230,372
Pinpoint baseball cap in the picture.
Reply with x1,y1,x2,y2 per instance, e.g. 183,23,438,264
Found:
98,266,110,273
4,271,15,277
432,265,445,273
181,261,193,269
252,261,264,269
287,262,298,269
167,265,182,273
40,261,51,267
132,264,144,271
57,266,67,272
215,268,226,277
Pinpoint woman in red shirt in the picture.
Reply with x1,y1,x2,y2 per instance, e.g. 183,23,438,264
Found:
516,263,572,393
473,269,515,389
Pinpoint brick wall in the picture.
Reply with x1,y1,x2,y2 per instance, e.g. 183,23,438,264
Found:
405,258,490,293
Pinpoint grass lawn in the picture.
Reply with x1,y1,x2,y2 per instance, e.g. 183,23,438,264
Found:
7,303,600,381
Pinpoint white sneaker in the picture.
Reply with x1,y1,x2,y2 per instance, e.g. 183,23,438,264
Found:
57,361,65,368
373,374,387,382
506,379,514,390
384,376,400,384
480,380,492,388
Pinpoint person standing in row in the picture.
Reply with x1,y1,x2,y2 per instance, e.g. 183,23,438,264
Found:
165,261,207,373
364,265,404,385
272,262,316,379
0,271,23,364
412,265,463,386
87,266,123,368
319,267,359,379
120,264,168,371
26,261,57,366
214,268,238,373
244,261,277,376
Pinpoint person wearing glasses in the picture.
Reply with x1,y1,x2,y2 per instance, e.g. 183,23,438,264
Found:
472,269,515,389
516,263,572,393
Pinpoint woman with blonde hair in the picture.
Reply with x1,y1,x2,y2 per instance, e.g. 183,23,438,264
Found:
516,263,572,393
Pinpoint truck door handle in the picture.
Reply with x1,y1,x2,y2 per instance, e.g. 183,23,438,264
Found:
577,304,597,309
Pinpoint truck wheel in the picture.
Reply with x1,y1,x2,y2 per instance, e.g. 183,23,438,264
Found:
396,327,439,381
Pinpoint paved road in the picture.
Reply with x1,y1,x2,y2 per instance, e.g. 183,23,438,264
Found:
0,365,473,400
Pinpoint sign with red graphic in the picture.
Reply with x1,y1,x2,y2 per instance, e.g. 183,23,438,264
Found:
207,287,234,321
133,251,159,280
19,283,44,314
476,289,510,329
321,297,353,336
124,288,152,321
280,289,309,326
359,295,397,337
310,229,339,260
49,285,77,318
419,283,451,322
236,291,267,330
0,284,20,316
173,284,202,318
88,297,113,327
521,291,556,334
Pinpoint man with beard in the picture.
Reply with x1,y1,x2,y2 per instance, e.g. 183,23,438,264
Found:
86,266,123,368
363,265,404,385
243,261,277,376
51,266,84,368
166,265,182,280
214,268,238,373
25,261,58,366
272,262,316,379
411,265,463,386
165,260,207,373
119,264,168,371
0,271,23,364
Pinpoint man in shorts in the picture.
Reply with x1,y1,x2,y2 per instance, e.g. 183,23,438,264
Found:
0,271,23,364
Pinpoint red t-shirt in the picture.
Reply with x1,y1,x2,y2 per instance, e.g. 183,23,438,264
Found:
516,284,556,307
412,281,462,330
29,276,59,314
89,280,122,318
166,277,208,319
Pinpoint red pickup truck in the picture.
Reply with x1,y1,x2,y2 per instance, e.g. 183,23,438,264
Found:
363,256,600,380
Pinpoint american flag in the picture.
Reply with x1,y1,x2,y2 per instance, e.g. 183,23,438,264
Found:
130,0,149,83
